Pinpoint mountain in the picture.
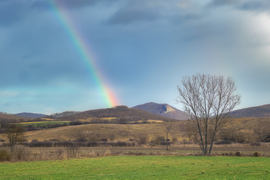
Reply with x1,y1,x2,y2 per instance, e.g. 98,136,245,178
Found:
132,102,189,120
52,105,177,121
14,112,47,119
230,104,270,118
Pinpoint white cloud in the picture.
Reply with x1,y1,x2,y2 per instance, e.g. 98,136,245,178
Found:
0,91,19,97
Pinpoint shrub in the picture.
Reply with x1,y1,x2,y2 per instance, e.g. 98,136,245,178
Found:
66,146,79,158
0,148,10,161
11,145,29,161
250,142,261,146
69,121,83,126
154,136,165,145
253,152,261,157
136,133,148,145
172,137,177,144
109,134,116,141
214,140,232,145
181,139,192,144
235,152,242,156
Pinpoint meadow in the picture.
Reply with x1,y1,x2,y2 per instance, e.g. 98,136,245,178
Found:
0,156,269,179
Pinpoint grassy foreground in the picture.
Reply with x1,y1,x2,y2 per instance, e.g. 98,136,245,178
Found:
0,156,270,179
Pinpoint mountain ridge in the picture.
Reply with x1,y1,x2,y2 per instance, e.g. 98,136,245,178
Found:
14,112,47,119
133,102,189,120
230,104,270,118
50,105,177,121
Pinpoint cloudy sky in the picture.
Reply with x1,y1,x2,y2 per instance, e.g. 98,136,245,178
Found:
1,0,270,114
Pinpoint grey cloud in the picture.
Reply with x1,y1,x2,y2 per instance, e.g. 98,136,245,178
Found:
208,0,270,13
0,0,30,26
237,1,270,12
172,13,204,25
107,0,164,25
108,8,159,25
32,0,110,10
208,0,240,7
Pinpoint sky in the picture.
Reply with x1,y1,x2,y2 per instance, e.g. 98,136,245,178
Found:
1,0,270,114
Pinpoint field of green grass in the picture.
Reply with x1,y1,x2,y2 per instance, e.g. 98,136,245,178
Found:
0,156,269,179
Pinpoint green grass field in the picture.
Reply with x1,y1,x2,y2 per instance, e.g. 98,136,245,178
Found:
0,156,269,179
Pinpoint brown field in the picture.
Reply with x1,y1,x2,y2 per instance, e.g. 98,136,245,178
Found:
1,143,269,162
1,117,270,162
40,118,55,121
20,122,186,142
1,117,269,143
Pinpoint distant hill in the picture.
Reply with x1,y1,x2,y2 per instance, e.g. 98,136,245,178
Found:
0,112,24,120
14,112,47,119
133,102,189,120
230,104,270,118
51,105,177,121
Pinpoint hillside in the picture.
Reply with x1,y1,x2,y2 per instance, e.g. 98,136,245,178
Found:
51,105,177,122
230,104,270,118
4,117,269,143
0,112,26,120
14,112,47,119
133,102,189,120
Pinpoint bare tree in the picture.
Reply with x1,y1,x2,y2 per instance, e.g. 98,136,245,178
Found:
176,74,240,155
5,124,25,151
164,123,172,151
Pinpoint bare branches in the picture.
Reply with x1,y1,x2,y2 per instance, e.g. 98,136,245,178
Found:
176,74,240,155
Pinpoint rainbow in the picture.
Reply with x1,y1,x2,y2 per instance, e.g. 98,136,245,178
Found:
48,1,118,107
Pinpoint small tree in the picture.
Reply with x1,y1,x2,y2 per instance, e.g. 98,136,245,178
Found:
136,133,148,145
5,124,25,150
176,74,240,155
164,123,173,151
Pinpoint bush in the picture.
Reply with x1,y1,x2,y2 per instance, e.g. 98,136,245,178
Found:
154,136,165,145
66,146,79,158
69,121,83,126
172,137,177,144
253,152,261,157
250,142,261,146
235,152,242,156
214,140,232,145
11,145,29,161
136,133,148,145
0,148,10,161
109,134,116,141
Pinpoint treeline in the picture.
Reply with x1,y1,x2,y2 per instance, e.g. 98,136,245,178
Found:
0,118,154,134
1,141,136,148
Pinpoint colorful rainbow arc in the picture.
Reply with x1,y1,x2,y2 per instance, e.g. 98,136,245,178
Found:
49,1,118,107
